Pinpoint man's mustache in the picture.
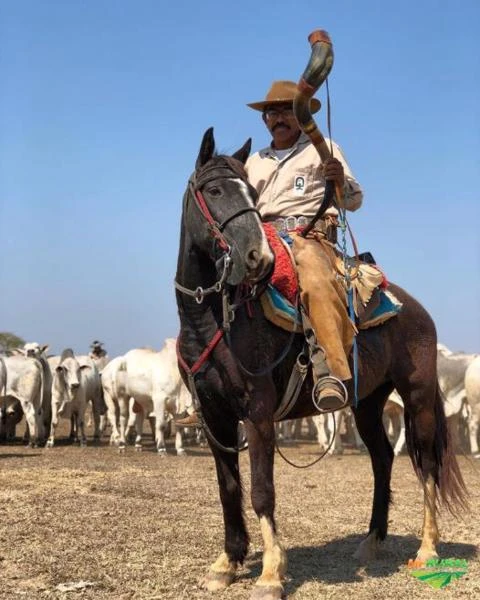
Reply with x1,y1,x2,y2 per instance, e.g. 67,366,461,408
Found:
272,123,290,131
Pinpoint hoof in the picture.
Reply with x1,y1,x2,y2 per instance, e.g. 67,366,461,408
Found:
250,585,285,600
473,452,480,459
416,548,439,562
46,440,54,448
354,534,380,564
134,444,143,452
118,445,126,454
176,449,186,457
157,448,167,456
202,570,235,591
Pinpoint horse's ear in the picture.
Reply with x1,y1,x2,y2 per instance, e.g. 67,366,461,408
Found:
196,127,215,169
232,138,252,165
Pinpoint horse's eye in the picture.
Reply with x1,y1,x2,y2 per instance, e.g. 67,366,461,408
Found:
207,186,222,197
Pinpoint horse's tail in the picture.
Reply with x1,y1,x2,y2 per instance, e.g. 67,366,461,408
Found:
404,383,468,516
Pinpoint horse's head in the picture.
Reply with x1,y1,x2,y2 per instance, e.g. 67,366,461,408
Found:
184,128,274,286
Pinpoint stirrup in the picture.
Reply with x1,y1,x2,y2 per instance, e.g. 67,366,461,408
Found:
312,376,348,414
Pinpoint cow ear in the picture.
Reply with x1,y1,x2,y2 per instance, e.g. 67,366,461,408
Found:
41,345,49,354
12,348,25,356
232,138,252,165
195,127,215,169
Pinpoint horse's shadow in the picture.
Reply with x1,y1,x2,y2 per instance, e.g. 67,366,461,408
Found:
242,534,477,593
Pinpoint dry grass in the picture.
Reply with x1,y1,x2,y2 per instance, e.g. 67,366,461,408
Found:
0,430,479,600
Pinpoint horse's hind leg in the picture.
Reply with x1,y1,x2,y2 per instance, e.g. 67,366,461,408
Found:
352,384,394,563
202,422,249,592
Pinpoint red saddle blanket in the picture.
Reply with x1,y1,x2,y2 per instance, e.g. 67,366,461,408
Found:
263,223,298,304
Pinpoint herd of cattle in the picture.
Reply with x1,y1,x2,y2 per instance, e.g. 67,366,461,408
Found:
0,340,479,457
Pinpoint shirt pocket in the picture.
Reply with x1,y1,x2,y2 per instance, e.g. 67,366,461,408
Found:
289,167,313,198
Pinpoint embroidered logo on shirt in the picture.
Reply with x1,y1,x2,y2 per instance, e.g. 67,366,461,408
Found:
294,175,306,196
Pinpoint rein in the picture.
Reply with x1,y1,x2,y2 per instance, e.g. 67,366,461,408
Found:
175,167,300,453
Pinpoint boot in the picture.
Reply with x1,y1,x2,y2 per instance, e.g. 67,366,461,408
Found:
175,411,201,428
313,376,348,413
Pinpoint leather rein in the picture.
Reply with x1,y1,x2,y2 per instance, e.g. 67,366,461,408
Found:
175,170,261,453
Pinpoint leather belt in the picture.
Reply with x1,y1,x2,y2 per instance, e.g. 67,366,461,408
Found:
270,216,309,233
269,216,336,243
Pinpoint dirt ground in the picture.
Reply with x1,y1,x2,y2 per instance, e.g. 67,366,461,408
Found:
0,429,479,600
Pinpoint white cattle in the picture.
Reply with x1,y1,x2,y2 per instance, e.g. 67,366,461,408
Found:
0,354,46,445
102,340,186,455
89,353,110,373
313,408,365,455
465,356,480,456
437,343,477,451
47,349,103,447
0,357,6,399
100,355,127,445
21,343,52,438
383,390,406,456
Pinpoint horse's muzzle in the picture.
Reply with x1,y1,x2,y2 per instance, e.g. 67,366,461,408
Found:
244,246,275,284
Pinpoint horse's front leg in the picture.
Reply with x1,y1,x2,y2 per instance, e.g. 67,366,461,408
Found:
245,413,287,600
203,421,249,592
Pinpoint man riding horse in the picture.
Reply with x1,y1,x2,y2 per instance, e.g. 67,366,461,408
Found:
174,31,467,599
176,80,362,427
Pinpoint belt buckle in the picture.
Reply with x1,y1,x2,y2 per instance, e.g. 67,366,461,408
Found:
273,218,286,233
297,216,308,228
285,216,296,231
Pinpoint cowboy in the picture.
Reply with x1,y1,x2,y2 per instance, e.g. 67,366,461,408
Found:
89,340,107,359
245,80,363,412
175,80,363,427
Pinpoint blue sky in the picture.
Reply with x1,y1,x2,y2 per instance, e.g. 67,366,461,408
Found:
0,0,479,357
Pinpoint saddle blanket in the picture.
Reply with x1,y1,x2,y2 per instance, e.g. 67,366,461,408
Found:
260,224,402,332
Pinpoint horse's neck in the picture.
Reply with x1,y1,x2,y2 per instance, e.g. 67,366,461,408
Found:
176,232,223,338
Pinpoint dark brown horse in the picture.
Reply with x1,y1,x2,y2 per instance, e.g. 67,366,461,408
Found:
175,128,467,600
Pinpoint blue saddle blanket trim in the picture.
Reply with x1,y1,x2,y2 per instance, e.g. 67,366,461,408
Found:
262,285,401,332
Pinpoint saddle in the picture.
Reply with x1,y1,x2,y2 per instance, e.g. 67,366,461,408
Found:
260,224,402,332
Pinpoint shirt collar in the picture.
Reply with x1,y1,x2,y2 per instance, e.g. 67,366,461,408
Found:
259,132,310,159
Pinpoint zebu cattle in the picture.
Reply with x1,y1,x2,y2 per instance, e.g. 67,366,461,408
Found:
21,343,52,437
47,349,103,447
381,346,478,455
0,358,22,441
101,341,186,455
313,409,365,455
382,390,405,456
465,356,480,456
437,344,477,451
0,355,46,445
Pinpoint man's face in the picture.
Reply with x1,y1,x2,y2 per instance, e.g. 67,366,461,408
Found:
262,103,301,149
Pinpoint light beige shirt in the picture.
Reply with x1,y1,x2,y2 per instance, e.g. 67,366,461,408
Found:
245,132,363,220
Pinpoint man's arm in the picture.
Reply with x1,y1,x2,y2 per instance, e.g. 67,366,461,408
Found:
328,141,363,212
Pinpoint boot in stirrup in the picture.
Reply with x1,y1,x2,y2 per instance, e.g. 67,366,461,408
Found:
312,376,348,414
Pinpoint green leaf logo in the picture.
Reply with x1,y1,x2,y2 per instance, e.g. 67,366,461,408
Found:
410,569,467,589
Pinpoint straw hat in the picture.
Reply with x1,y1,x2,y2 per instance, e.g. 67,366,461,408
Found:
247,80,321,113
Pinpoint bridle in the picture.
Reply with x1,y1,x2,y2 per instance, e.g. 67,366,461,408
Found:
174,166,261,306
175,163,266,453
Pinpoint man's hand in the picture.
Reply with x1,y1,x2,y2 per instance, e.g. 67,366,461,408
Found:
322,157,345,186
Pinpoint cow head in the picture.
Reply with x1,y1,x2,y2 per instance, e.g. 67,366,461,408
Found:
53,349,89,415
22,342,50,358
